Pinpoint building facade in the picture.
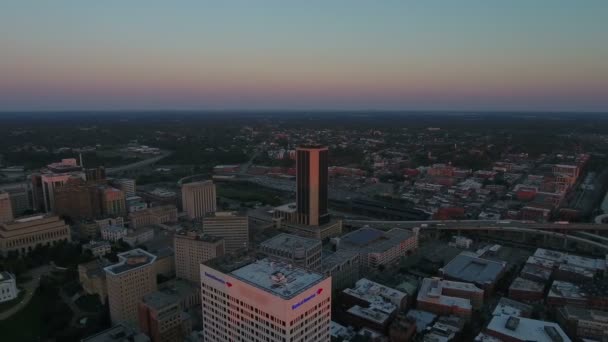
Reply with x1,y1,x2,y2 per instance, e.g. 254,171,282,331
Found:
0,271,18,303
129,205,177,229
202,211,248,253
111,178,136,197
181,180,216,220
104,249,158,326
0,215,71,257
201,257,332,342
0,191,13,223
259,233,322,269
174,231,224,283
296,145,329,226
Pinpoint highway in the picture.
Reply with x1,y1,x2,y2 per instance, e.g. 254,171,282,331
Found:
106,151,172,175
344,219,608,231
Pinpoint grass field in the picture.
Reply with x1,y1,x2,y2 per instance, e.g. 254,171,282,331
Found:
0,290,42,341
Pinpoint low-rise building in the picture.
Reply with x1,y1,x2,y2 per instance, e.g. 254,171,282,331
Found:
556,305,608,341
0,271,18,303
492,297,532,318
439,252,506,292
259,233,322,269
345,305,392,334
533,248,606,275
83,240,112,257
485,315,571,342
416,278,480,319
388,313,417,342
342,278,408,312
508,277,545,303
101,225,128,242
406,310,437,334
79,259,111,304
123,227,154,247
129,205,177,230
519,264,552,284
547,280,588,308
336,227,418,271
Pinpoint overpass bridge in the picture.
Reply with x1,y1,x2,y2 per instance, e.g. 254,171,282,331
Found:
343,219,608,232
343,219,608,254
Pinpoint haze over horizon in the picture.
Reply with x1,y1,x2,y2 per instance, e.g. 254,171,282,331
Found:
1,1,607,112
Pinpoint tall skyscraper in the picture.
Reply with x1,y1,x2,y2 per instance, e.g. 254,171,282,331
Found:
174,231,225,283
201,257,332,342
0,191,13,223
181,180,216,219
296,144,329,226
202,211,248,253
111,178,136,198
104,249,158,326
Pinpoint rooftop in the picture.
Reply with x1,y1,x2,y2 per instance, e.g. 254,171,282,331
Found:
81,323,150,342
338,227,414,254
175,230,223,243
0,271,15,282
533,248,605,272
343,278,406,314
274,203,297,213
104,249,157,276
347,305,390,324
486,315,571,342
406,309,437,333
557,305,608,323
260,233,321,251
417,278,473,311
492,297,533,317
441,252,506,286
548,281,586,300
509,277,545,292
228,257,326,299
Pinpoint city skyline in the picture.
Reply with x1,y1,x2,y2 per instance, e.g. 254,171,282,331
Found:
1,1,607,112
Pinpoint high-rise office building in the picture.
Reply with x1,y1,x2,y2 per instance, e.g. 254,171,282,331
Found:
181,180,216,219
100,187,126,217
85,167,106,182
296,145,329,226
201,257,332,342
111,178,136,198
1,184,30,218
53,177,102,220
0,191,13,223
202,211,248,253
104,249,158,326
32,158,85,213
174,231,225,283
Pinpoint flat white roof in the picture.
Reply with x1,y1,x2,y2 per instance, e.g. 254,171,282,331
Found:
486,315,571,342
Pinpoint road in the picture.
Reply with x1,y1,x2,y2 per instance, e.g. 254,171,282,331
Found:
106,151,172,175
344,219,608,231
0,265,53,320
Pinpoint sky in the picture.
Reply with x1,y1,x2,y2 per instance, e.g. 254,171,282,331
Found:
1,1,607,112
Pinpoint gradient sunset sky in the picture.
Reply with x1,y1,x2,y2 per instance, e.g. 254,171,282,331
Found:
1,1,607,111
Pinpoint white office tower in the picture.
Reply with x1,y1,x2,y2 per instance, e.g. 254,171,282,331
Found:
200,257,332,342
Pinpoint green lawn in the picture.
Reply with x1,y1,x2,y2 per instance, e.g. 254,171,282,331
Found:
0,290,42,341
76,294,103,312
